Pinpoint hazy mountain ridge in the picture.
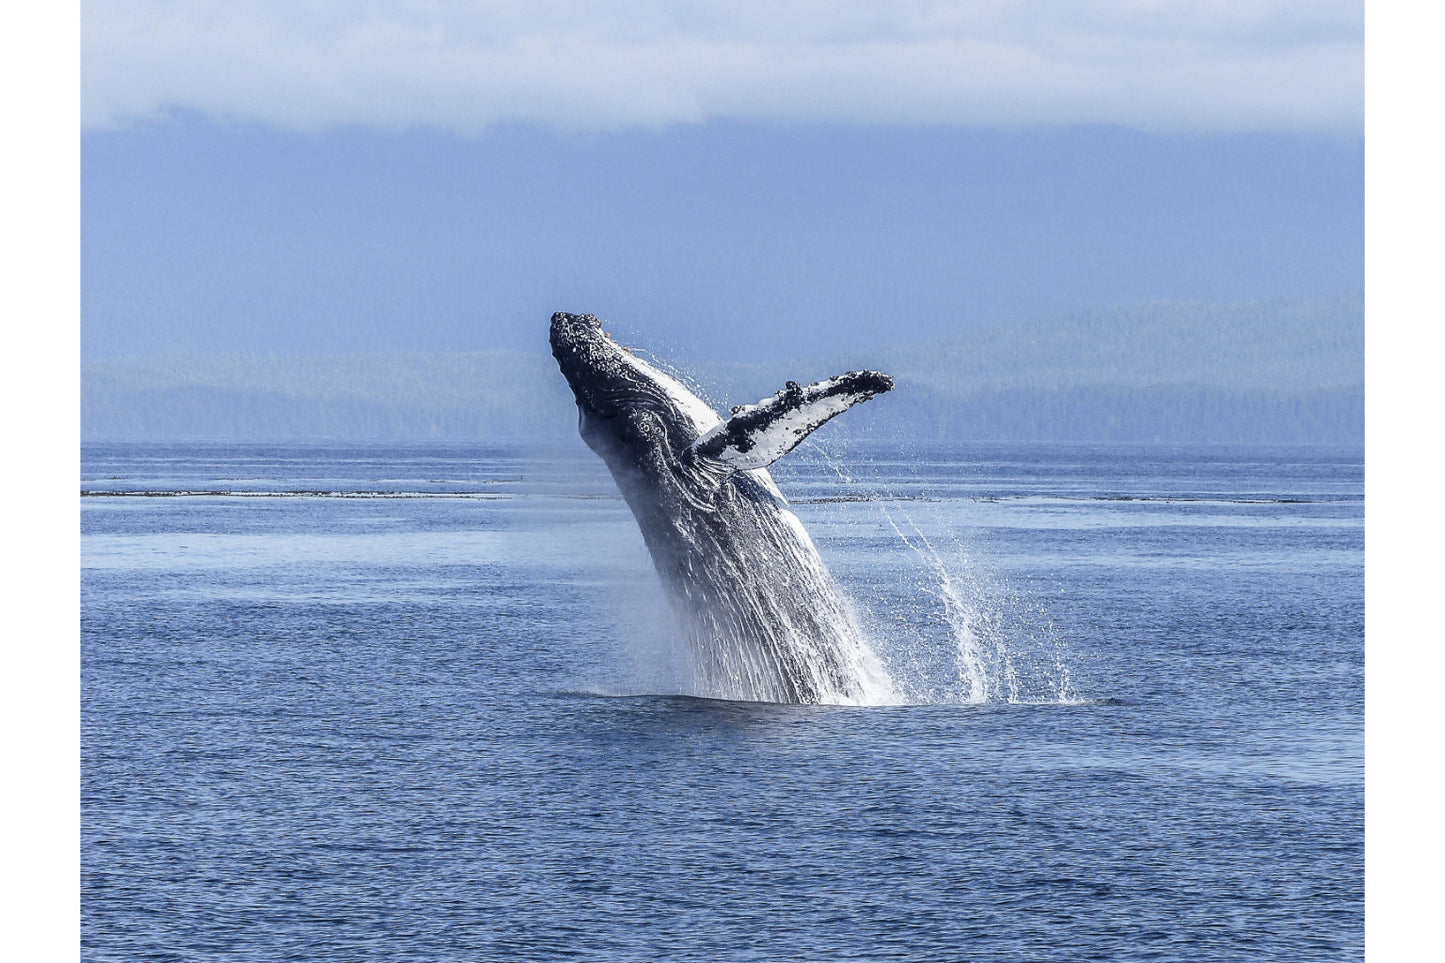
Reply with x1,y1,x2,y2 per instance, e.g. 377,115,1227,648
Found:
83,296,1363,444
863,295,1362,392
84,351,580,441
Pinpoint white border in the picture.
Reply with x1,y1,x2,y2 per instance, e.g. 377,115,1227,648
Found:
4,0,80,956
1365,0,1442,958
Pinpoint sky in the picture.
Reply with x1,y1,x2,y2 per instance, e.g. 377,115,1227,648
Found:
84,2,1363,133
80,1,1363,362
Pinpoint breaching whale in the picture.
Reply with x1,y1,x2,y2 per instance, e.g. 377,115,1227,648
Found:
550,311,895,705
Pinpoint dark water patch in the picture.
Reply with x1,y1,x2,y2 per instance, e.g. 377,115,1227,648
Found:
1079,494,1318,504
82,489,510,499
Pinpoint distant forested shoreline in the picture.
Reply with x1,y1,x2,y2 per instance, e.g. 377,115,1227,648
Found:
83,295,1363,445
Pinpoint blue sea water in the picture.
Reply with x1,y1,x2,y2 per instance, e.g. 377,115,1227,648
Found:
81,441,1363,961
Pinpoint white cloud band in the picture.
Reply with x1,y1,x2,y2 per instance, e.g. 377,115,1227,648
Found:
82,1,1363,134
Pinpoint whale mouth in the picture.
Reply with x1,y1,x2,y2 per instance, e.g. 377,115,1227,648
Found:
549,311,643,421
550,312,606,381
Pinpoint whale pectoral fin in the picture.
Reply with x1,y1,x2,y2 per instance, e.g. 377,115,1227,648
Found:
687,370,893,470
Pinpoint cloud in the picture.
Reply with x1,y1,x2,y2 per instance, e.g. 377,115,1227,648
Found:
82,1,1362,134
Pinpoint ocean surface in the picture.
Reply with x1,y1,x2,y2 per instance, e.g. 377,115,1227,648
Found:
81,441,1363,961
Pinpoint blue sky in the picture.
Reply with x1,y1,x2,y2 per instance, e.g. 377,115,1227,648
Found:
80,1,1363,362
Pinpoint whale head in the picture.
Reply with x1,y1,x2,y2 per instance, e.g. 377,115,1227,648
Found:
551,310,894,483
550,312,720,470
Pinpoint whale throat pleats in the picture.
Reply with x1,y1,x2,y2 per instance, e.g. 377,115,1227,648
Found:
688,370,894,471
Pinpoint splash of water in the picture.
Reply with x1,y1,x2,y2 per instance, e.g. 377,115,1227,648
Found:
586,356,1078,706
806,446,1082,706
661,502,899,707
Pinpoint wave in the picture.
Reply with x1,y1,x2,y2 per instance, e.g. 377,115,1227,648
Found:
972,494,1324,505
554,688,1116,709
81,489,509,499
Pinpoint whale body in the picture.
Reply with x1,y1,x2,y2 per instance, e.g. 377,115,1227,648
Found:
550,311,895,704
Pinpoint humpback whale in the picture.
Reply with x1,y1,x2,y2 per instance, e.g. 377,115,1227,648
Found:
550,311,895,705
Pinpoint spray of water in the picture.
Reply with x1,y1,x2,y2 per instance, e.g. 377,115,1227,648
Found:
805,445,1082,706
576,354,1080,706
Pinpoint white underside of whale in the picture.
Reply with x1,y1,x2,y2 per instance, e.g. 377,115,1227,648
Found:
695,389,859,471
610,345,788,500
